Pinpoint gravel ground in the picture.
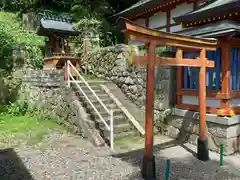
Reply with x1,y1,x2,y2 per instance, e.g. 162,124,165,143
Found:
0,131,240,180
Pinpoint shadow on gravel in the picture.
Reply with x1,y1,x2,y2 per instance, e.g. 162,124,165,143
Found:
0,148,34,180
112,140,240,180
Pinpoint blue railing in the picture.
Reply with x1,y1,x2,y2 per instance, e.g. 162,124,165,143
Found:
183,48,222,90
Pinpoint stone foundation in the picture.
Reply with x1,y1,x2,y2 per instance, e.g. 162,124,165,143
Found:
163,108,240,155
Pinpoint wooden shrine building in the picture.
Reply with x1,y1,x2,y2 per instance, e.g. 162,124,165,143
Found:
36,12,80,75
175,0,240,115
113,0,240,115
112,0,240,163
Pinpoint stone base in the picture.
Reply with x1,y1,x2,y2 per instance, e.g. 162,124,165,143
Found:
141,155,156,180
197,138,209,161
161,109,240,155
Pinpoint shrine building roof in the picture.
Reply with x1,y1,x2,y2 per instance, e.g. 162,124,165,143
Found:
176,20,240,38
111,0,184,19
175,0,240,23
36,12,79,37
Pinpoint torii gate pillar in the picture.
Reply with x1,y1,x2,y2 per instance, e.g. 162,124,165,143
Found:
141,41,157,179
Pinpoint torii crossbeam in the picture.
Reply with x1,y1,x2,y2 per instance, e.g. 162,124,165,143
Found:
117,18,218,180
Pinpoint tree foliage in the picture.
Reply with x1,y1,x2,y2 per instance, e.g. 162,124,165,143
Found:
0,12,44,70
0,0,138,46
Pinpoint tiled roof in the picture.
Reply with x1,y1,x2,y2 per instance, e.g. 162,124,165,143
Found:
37,11,79,36
111,0,156,17
175,0,240,22
176,20,240,38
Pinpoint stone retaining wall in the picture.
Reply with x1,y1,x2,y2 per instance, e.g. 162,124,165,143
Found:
163,109,240,155
84,44,176,124
12,69,83,135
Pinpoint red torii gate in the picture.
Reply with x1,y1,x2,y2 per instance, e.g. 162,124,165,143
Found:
118,18,218,180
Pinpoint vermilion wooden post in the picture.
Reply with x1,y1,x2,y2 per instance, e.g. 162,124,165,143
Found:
141,40,156,180
221,40,231,109
197,48,209,161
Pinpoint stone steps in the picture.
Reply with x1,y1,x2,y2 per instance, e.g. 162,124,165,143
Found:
103,130,138,142
86,120,132,134
71,82,139,146
87,114,128,126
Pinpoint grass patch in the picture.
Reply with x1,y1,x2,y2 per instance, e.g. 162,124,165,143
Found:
0,114,63,145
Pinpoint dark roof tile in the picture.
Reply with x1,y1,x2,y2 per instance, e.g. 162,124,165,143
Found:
176,20,240,38
111,0,156,18
175,0,240,22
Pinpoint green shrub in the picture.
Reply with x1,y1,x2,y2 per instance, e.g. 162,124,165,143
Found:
0,11,44,69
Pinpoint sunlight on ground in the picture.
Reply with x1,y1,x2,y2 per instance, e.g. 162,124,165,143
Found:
0,115,63,145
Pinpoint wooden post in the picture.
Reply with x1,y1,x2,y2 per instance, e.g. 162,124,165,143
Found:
221,41,231,109
176,49,183,105
141,40,156,180
197,48,209,161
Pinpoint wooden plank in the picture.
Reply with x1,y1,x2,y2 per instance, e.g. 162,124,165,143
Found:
238,48,240,89
196,67,200,89
176,104,218,114
216,48,221,90
130,55,215,67
232,48,238,90
177,89,230,99
231,90,240,98
190,67,194,89
207,51,213,90
177,66,183,105
184,67,189,88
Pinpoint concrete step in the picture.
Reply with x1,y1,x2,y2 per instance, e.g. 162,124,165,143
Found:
103,130,138,141
87,114,128,126
102,123,133,134
88,98,114,105
83,103,118,112
72,84,102,92
77,93,110,101
86,119,132,133
75,89,104,95
89,108,123,117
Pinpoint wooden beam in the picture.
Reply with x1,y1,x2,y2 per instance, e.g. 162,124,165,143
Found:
176,104,218,114
178,89,230,99
130,55,215,67
118,18,218,49
128,32,217,51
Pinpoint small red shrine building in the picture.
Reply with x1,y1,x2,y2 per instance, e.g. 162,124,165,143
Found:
36,11,80,77
113,0,240,116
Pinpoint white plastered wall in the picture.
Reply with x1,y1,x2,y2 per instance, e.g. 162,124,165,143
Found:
149,11,166,29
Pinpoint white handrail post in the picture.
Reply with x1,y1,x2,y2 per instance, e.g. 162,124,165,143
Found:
67,60,70,87
110,109,114,151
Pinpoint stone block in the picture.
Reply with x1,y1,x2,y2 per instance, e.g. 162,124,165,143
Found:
163,115,240,155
